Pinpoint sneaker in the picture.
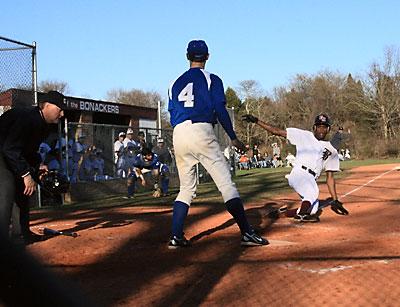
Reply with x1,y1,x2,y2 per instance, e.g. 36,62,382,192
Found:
294,214,320,223
122,195,133,199
241,231,269,246
168,235,191,249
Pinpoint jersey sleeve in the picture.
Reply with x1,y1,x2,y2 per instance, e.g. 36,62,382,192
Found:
1,110,36,177
324,144,340,171
286,128,303,145
211,75,237,140
132,155,143,169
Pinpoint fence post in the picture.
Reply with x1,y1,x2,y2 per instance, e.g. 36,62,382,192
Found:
111,126,115,177
157,100,162,138
32,41,38,106
65,118,70,180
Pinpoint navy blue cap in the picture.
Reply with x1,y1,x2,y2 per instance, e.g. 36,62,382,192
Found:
187,40,208,61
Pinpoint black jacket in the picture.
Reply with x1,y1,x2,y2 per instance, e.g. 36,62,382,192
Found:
0,107,49,177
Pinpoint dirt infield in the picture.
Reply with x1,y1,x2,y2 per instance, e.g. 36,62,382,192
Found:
27,163,400,306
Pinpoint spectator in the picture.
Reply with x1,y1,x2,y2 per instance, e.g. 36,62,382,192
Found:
239,154,250,170
152,138,172,165
252,144,259,167
245,144,254,168
272,142,281,157
38,142,51,164
263,152,273,168
345,148,351,160
338,150,345,161
123,128,139,149
70,134,87,183
272,154,282,168
79,146,96,181
114,132,126,178
92,148,105,180
137,130,151,152
285,152,296,167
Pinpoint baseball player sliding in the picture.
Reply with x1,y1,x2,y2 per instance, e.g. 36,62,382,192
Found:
242,113,349,222
167,40,268,248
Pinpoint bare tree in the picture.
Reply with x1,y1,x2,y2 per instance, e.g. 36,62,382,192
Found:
236,80,265,144
38,80,70,94
359,47,400,140
107,88,171,128
106,88,162,108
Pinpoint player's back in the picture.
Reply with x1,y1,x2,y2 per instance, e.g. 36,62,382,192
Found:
168,68,224,127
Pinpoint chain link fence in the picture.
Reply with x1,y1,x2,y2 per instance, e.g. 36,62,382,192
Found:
63,123,174,181
41,115,235,203
0,36,36,114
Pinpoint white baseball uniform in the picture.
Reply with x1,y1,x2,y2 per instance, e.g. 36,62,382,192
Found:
286,128,340,214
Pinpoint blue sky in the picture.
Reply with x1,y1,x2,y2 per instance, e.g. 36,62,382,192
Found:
2,1,399,101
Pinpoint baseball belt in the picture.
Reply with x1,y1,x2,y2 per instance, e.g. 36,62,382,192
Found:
301,165,316,177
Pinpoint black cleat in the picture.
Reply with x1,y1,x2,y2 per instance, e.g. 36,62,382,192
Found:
168,235,191,249
241,231,269,246
294,214,320,223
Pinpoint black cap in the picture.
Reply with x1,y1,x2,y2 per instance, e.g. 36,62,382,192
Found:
314,113,331,126
38,91,66,110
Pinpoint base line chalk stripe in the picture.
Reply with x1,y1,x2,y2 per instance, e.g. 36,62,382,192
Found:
340,165,399,200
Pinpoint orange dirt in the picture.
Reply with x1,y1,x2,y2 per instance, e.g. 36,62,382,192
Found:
27,163,400,306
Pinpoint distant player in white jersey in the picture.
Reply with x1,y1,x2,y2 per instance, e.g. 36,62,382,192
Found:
167,40,268,248
242,113,349,222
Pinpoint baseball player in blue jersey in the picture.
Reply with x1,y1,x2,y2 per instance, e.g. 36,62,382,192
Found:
124,147,169,199
167,40,268,248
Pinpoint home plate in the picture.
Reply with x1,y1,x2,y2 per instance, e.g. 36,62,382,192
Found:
268,239,297,246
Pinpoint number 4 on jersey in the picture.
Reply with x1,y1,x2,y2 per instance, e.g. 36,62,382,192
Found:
178,83,194,107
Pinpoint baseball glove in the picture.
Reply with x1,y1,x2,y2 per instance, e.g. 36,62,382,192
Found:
153,188,162,198
330,199,349,215
241,114,258,123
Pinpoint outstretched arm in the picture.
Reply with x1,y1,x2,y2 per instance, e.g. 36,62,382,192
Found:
242,114,287,138
326,171,338,200
326,170,349,215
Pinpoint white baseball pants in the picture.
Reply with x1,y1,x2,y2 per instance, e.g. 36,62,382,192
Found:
173,120,239,205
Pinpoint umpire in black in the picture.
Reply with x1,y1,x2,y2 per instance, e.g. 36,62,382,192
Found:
0,90,65,242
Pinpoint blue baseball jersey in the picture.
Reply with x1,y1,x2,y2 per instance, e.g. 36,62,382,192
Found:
168,68,236,140
133,153,161,170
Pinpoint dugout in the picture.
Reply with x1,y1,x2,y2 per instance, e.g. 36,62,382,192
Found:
0,88,163,203
0,88,158,128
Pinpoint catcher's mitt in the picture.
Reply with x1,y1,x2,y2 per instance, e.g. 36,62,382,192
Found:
153,188,162,198
330,199,349,215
